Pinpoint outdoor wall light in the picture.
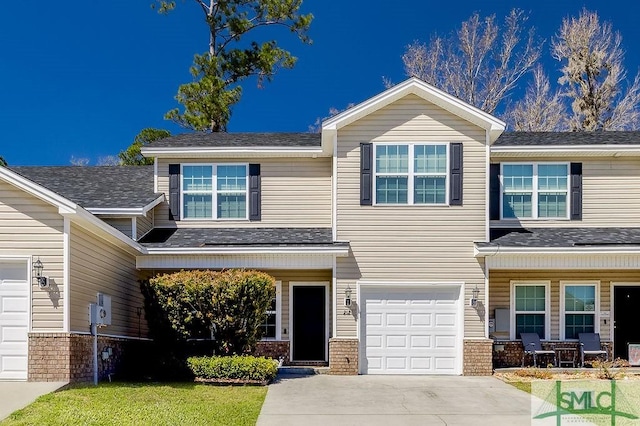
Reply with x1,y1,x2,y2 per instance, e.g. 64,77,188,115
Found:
344,285,352,307
470,285,480,307
33,258,49,289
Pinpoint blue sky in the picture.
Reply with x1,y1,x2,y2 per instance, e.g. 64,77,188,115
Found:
1,1,639,165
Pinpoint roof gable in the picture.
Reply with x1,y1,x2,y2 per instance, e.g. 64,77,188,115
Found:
322,77,505,142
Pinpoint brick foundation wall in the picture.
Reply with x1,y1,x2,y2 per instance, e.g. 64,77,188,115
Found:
29,333,150,383
329,338,358,375
492,340,613,368
463,339,493,375
254,340,290,365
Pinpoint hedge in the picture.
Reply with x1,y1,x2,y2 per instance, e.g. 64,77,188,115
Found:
187,355,278,383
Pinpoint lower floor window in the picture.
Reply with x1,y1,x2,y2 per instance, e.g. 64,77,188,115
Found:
260,281,281,340
515,313,545,339
565,314,595,340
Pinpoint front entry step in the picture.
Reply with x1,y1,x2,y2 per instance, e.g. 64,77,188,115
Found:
278,366,329,376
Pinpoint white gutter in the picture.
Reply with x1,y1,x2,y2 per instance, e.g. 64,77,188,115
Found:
145,245,350,256
87,195,165,216
474,245,640,257
141,146,326,157
491,145,640,154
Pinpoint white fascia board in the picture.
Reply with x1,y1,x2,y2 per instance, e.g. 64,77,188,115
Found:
0,167,77,213
141,146,327,158
474,245,640,257
145,245,350,256
322,77,505,141
87,195,165,217
491,145,640,156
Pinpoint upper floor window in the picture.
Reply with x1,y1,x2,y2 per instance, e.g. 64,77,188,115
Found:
182,164,248,220
501,163,569,219
374,143,448,205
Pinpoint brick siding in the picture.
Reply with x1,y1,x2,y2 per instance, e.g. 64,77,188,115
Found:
254,340,290,364
463,339,493,375
28,333,150,383
329,338,358,375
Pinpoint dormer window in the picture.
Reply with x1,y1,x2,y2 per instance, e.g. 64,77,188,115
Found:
181,164,248,220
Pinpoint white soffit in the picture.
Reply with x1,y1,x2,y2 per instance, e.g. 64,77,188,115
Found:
483,252,640,270
137,253,335,270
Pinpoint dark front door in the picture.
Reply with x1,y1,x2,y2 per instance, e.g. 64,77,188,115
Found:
614,286,640,359
292,285,326,361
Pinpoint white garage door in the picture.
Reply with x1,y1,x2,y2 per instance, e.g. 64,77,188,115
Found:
0,260,29,380
361,286,461,375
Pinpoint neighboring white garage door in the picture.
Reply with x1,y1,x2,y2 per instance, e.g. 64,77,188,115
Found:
361,286,461,375
0,259,29,380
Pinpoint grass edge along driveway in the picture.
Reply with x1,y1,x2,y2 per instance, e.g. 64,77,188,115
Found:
1,382,267,426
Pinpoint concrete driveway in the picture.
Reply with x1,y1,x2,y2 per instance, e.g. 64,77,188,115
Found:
258,374,530,426
0,381,68,421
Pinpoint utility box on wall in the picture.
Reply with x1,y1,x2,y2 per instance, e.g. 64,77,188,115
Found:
89,293,112,326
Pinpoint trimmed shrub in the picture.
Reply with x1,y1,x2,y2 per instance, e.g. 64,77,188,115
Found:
187,355,278,383
141,269,276,355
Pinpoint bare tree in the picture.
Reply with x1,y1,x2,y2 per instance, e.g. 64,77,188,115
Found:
97,155,121,166
70,156,90,166
403,9,541,114
552,9,640,130
507,65,565,131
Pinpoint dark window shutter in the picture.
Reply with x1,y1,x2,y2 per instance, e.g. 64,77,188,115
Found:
570,162,582,220
249,164,261,221
449,143,463,205
489,163,500,220
168,164,180,220
360,143,373,206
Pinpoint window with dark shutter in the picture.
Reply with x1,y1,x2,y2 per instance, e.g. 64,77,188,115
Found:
489,163,500,220
570,162,582,220
360,143,373,206
168,164,180,220
449,143,463,206
249,164,261,221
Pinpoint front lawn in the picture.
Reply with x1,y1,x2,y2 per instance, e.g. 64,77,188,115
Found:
1,382,267,426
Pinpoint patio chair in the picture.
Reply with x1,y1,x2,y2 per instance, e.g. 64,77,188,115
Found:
521,333,556,367
578,333,608,367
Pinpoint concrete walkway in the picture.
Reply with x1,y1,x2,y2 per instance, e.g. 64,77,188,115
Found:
0,381,68,421
258,374,531,426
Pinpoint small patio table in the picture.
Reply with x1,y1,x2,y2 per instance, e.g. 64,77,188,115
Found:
555,347,577,368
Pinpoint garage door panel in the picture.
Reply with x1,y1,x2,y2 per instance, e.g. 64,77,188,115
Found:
362,286,460,375
0,260,29,381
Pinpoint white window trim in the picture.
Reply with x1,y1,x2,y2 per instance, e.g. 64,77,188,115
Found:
372,142,450,206
180,163,249,221
261,280,282,341
510,280,551,340
500,162,570,220
560,281,600,341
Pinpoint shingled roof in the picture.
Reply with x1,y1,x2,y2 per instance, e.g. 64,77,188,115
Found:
146,132,321,148
477,227,640,248
10,166,160,210
494,131,640,146
139,227,348,249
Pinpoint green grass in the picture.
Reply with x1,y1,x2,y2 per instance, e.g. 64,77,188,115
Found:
1,382,267,426
507,381,532,394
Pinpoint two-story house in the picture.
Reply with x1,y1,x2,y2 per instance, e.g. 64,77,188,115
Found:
0,77,635,382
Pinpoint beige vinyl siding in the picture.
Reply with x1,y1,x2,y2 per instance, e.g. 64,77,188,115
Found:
136,211,153,240
154,158,331,228
336,94,488,338
491,157,640,227
488,269,635,341
69,223,146,337
0,179,64,331
102,218,133,238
